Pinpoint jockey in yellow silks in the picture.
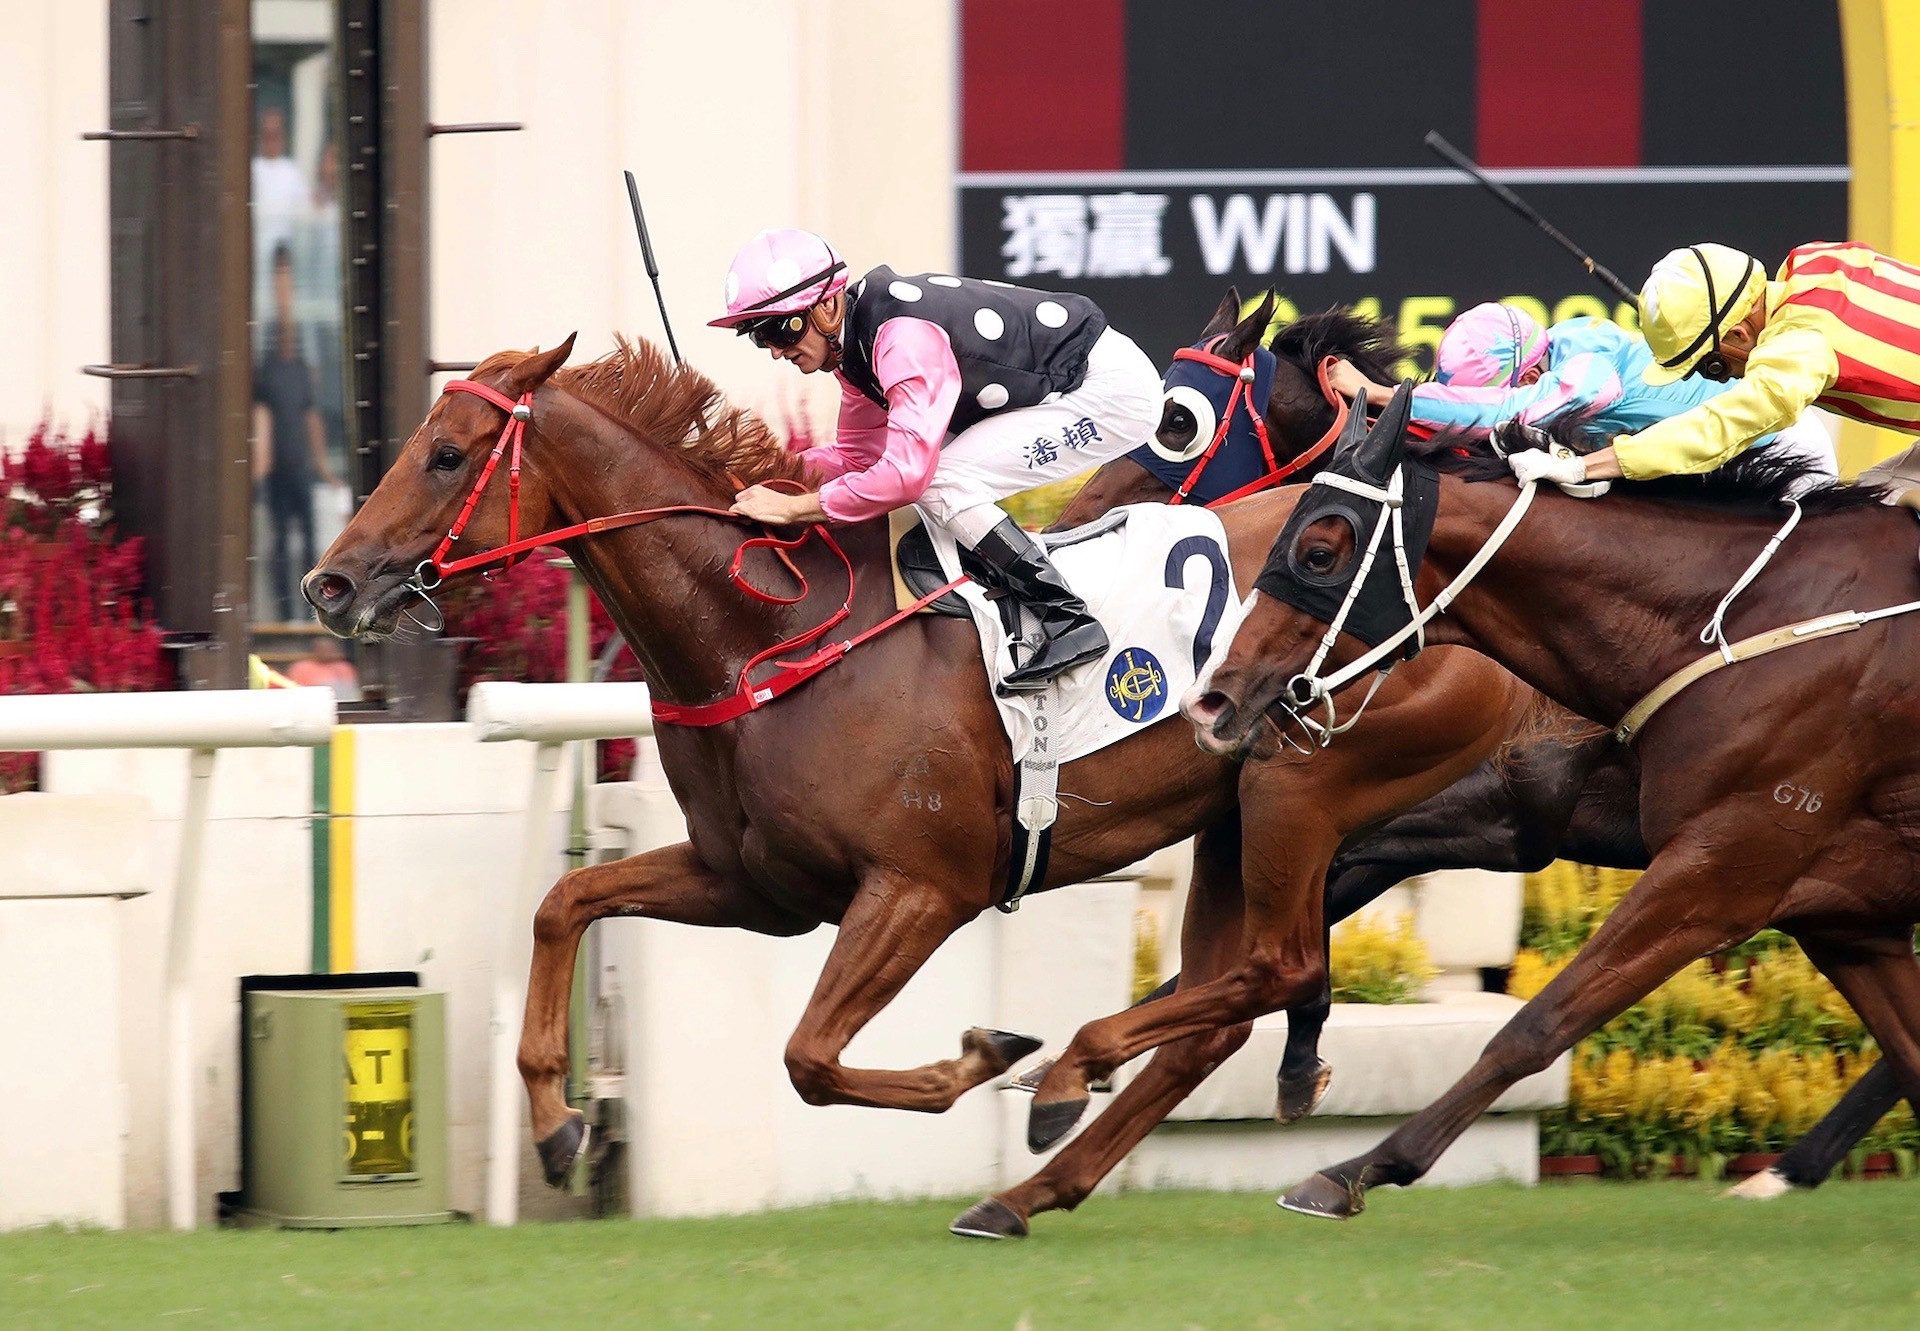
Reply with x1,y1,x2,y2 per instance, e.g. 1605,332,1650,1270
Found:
1505,241,1920,488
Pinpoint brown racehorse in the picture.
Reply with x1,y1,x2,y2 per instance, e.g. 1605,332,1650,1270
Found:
1052,291,1406,526
1189,405,1920,1218
302,333,1533,1232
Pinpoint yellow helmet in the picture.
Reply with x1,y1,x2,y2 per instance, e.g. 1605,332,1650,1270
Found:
1638,243,1767,385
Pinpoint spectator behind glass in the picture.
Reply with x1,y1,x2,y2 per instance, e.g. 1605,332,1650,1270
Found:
295,140,347,499
253,243,337,622
251,105,310,352
286,635,362,701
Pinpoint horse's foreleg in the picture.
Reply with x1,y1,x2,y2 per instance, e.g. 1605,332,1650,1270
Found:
1272,858,1413,1122
1734,1054,1904,1195
954,822,1248,1238
782,876,1030,1112
1028,814,1333,1151
517,841,799,1182
1279,837,1783,1220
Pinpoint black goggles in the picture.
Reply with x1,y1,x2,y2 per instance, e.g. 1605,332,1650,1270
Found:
746,312,811,351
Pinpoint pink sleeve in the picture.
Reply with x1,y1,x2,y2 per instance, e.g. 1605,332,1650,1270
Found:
796,378,890,483
815,318,962,523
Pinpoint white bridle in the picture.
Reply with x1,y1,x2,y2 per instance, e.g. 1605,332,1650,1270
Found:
1280,467,1540,740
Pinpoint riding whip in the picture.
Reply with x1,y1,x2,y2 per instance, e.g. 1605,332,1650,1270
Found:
624,169,683,364
1423,131,1639,305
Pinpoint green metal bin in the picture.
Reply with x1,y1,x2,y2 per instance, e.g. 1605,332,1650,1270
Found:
239,985,453,1228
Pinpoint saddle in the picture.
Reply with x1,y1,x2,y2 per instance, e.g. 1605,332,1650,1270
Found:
888,509,1129,624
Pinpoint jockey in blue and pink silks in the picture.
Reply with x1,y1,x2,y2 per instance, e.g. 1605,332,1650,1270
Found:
1324,301,1838,478
712,228,1162,691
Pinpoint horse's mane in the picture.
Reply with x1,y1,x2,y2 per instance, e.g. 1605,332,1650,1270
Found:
1409,411,1888,518
1270,306,1408,389
475,336,808,487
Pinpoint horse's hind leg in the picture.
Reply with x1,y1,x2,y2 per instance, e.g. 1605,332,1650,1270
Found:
953,817,1248,1238
517,841,804,1185
1729,1057,1905,1197
1277,833,1784,1220
1794,925,1920,1104
781,873,1038,1112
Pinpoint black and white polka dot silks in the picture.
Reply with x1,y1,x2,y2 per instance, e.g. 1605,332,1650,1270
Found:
838,265,1107,435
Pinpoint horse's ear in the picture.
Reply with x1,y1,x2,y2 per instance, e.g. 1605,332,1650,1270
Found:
1330,375,1374,463
1198,287,1243,340
1351,381,1414,484
504,333,578,396
1218,290,1277,361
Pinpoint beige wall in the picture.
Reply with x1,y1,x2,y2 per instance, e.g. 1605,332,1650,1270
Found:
0,1,109,446
428,0,956,434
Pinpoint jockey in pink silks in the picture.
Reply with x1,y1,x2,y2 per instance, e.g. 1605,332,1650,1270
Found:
1324,301,1836,478
713,228,1161,691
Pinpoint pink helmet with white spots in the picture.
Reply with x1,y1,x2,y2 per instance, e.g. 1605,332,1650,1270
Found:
1434,301,1548,388
708,228,849,330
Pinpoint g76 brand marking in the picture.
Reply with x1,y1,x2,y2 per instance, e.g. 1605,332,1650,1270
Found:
1773,783,1823,813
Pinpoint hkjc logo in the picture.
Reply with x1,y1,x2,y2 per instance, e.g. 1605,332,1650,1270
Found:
1105,647,1167,723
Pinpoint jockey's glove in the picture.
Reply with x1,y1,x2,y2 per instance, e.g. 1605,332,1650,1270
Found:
1498,426,1612,499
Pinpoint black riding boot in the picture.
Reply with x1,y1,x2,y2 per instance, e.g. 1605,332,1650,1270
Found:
968,517,1109,693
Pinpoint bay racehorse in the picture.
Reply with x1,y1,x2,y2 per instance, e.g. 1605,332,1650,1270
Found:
301,332,1536,1226
1067,294,1904,1203
1187,401,1920,1217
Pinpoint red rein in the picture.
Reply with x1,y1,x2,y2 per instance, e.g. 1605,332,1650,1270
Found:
430,353,1350,726
429,379,961,727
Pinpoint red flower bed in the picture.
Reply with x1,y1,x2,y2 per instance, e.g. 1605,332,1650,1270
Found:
0,420,172,789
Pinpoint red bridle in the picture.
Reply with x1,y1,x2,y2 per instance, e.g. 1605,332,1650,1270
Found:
418,377,963,726
1163,350,1353,509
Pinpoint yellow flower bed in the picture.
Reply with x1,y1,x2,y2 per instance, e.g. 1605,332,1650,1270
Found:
1520,861,1916,1173
1329,911,1437,1005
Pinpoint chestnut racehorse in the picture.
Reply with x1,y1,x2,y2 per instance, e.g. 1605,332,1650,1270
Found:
303,333,1540,1228
1189,404,1920,1218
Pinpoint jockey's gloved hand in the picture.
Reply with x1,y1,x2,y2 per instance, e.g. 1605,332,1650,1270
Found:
1506,446,1611,499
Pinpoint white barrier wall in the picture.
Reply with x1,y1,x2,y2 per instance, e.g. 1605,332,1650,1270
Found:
40,719,1560,1228
46,746,315,1227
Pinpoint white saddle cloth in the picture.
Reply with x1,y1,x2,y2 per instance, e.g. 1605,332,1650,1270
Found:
919,502,1249,767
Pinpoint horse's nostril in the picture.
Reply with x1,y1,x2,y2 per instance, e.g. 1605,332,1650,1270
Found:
304,570,356,609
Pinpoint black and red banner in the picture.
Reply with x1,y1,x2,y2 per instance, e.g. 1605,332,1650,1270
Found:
958,0,1848,373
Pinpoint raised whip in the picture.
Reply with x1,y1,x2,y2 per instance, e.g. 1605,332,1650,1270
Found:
1423,130,1639,304
624,169,683,364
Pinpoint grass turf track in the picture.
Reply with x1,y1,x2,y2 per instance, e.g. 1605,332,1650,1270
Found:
1,1182,1914,1330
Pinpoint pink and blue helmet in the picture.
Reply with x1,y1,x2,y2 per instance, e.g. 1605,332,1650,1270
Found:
1434,302,1548,388
708,228,849,330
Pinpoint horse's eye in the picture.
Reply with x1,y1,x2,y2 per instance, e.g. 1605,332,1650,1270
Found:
1304,545,1336,573
429,445,464,473
1167,404,1195,438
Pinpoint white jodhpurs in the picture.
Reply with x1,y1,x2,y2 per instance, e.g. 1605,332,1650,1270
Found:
917,327,1162,546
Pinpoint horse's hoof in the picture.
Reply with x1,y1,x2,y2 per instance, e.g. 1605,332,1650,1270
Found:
1027,1096,1090,1153
965,1027,1045,1072
1724,1167,1793,1200
949,1197,1030,1240
1278,1171,1362,1220
1004,1056,1055,1095
535,1112,590,1189
1274,1058,1334,1124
